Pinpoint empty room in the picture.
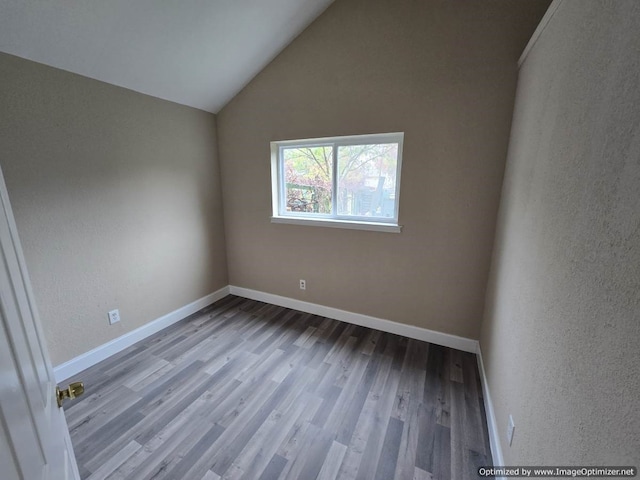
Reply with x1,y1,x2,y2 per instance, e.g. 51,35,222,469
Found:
1,0,638,479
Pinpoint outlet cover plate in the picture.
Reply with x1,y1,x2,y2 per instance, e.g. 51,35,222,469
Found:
507,415,515,446
108,309,120,325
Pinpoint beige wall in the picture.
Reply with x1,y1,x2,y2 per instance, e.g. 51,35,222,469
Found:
481,0,640,464
217,0,550,339
0,52,228,365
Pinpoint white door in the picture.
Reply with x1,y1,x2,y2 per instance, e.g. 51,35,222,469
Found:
0,165,80,480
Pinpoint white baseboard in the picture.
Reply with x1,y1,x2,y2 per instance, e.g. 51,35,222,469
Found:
54,286,230,382
477,346,505,473
229,286,479,353
55,284,481,382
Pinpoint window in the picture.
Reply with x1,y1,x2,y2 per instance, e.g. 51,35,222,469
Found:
271,132,403,232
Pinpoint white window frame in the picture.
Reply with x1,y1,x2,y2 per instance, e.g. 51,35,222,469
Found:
270,132,404,233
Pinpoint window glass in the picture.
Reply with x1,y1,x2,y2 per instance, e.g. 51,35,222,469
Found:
282,146,333,214
336,143,398,219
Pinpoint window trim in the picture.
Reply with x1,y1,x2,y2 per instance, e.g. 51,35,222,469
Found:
270,132,404,233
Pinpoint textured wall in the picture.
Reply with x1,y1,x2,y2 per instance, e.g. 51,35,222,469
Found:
481,0,640,464
0,52,228,365
217,0,550,339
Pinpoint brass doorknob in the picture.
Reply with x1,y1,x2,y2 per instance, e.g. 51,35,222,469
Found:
56,381,84,408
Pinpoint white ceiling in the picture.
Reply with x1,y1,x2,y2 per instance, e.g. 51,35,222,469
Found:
0,0,334,113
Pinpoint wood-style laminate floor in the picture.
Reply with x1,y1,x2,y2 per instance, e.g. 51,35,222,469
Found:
63,295,493,480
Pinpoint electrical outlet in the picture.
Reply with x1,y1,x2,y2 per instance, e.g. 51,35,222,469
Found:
507,415,515,446
108,309,120,325
299,279,306,290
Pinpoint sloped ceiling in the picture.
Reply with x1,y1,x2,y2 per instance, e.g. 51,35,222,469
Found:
0,0,335,113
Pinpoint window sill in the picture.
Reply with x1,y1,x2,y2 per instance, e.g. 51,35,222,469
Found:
270,216,402,233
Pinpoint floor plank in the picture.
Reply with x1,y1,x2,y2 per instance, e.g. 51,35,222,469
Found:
64,296,493,479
